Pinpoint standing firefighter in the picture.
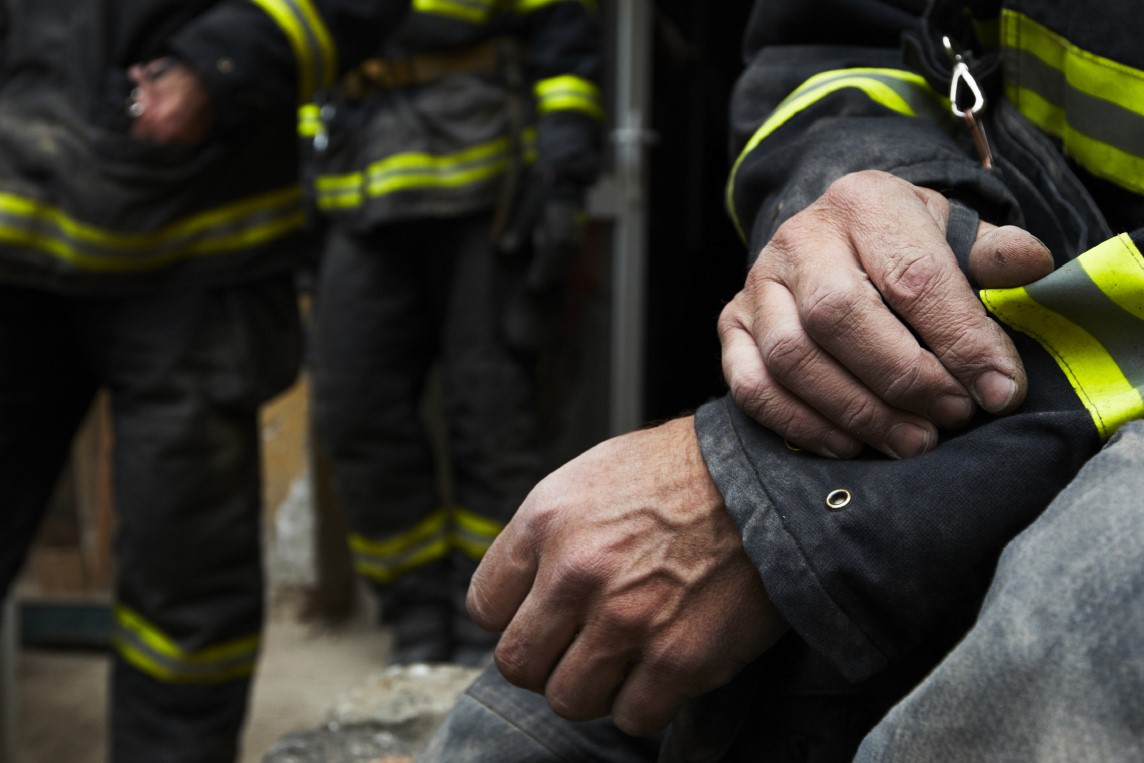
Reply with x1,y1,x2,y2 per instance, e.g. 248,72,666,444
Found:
309,0,603,664
0,1,408,761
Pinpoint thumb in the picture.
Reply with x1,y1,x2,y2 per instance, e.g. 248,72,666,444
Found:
969,223,1055,288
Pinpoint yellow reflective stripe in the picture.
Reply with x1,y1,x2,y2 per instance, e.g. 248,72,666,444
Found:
451,505,503,561
114,606,259,684
1001,10,1144,194
251,0,337,102
0,187,304,272
315,173,363,192
725,68,946,241
353,537,450,582
298,103,321,138
534,75,603,119
1002,10,1144,120
350,508,449,557
1079,237,1144,321
1005,86,1144,195
349,508,451,583
981,234,1144,440
515,0,596,14
413,0,496,24
315,130,538,209
314,170,364,209
367,149,509,196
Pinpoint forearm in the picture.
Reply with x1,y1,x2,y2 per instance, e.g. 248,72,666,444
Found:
700,227,1144,681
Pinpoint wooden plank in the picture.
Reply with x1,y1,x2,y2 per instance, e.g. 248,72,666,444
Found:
308,431,356,623
25,394,116,599
72,392,115,590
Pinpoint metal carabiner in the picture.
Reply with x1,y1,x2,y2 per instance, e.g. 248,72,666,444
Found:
943,36,994,168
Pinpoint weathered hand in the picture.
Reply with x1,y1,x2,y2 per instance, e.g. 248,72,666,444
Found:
467,417,787,736
128,59,214,145
719,170,1054,460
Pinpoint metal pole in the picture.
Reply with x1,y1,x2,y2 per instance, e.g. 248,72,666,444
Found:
1,596,18,763
609,0,655,435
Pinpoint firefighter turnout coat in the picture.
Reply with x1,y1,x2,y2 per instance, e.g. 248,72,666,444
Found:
678,0,1144,759
307,0,603,230
0,0,409,292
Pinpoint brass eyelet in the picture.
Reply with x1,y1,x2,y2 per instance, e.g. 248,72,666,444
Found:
825,489,852,511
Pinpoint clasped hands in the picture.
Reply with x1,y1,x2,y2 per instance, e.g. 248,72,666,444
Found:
469,171,1055,733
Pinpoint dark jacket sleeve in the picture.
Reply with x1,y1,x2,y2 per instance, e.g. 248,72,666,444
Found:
728,0,1018,251
519,0,604,196
167,0,410,131
697,0,1137,683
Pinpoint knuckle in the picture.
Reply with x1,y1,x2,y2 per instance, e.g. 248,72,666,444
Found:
641,647,690,682
823,172,866,204
716,301,738,337
758,328,815,382
837,397,883,439
937,320,1006,371
551,548,611,593
597,604,650,638
879,360,928,405
881,248,951,312
801,284,865,337
726,369,772,421
517,485,562,536
494,642,539,691
822,171,888,216
716,297,750,341
763,217,811,268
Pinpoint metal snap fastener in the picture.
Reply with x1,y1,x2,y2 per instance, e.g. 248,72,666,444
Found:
217,57,235,74
825,489,852,511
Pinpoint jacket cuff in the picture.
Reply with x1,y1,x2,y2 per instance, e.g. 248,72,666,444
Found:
168,5,298,133
694,398,887,681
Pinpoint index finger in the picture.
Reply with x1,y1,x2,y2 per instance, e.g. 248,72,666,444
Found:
466,513,539,633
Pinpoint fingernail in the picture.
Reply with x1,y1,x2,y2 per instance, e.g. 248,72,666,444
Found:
929,394,974,428
974,371,1018,413
823,430,860,459
886,423,934,460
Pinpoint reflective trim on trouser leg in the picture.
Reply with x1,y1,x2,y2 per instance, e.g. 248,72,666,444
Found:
113,606,260,684
451,505,504,562
349,507,452,583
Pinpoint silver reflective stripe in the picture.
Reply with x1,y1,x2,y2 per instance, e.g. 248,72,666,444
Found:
114,607,259,684
1007,48,1144,164
0,188,304,272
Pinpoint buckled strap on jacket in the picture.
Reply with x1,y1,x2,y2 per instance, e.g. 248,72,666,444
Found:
946,199,981,285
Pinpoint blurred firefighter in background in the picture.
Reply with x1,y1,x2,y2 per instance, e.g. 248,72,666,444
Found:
307,0,603,665
0,1,409,760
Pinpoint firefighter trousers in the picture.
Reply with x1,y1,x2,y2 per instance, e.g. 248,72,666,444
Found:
312,212,543,661
0,276,300,763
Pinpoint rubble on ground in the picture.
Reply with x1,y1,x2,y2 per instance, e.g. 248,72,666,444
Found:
262,663,480,763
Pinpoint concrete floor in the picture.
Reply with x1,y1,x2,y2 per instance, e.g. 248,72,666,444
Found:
14,599,389,763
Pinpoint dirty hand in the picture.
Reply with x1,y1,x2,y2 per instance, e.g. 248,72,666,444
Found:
467,417,787,736
719,169,1054,460
127,58,214,145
